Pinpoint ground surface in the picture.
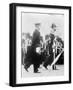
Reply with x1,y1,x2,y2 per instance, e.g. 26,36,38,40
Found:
21,65,64,78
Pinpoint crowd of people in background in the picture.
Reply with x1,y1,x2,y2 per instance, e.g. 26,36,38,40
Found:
21,23,64,73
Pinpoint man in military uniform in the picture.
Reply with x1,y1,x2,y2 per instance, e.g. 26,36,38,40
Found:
43,34,55,69
50,23,57,70
43,23,57,70
31,23,41,73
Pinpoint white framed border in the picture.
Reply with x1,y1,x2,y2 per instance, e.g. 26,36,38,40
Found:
16,6,69,84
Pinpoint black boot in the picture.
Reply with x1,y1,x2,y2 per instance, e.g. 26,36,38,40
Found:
43,65,48,70
52,65,56,70
34,64,40,73
52,65,58,70
24,65,28,72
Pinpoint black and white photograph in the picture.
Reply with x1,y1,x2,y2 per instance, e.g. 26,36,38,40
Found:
21,13,64,77
10,3,71,87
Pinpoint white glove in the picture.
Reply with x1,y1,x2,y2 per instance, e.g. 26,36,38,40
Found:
36,47,41,54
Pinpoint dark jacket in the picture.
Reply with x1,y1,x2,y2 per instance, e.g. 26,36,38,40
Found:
32,29,40,47
31,29,41,64
44,33,55,65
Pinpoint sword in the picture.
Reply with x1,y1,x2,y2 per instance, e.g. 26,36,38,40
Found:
51,49,64,66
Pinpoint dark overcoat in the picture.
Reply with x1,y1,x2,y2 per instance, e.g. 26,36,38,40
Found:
44,33,55,66
31,29,41,65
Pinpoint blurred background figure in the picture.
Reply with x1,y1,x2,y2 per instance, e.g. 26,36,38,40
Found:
21,39,25,65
